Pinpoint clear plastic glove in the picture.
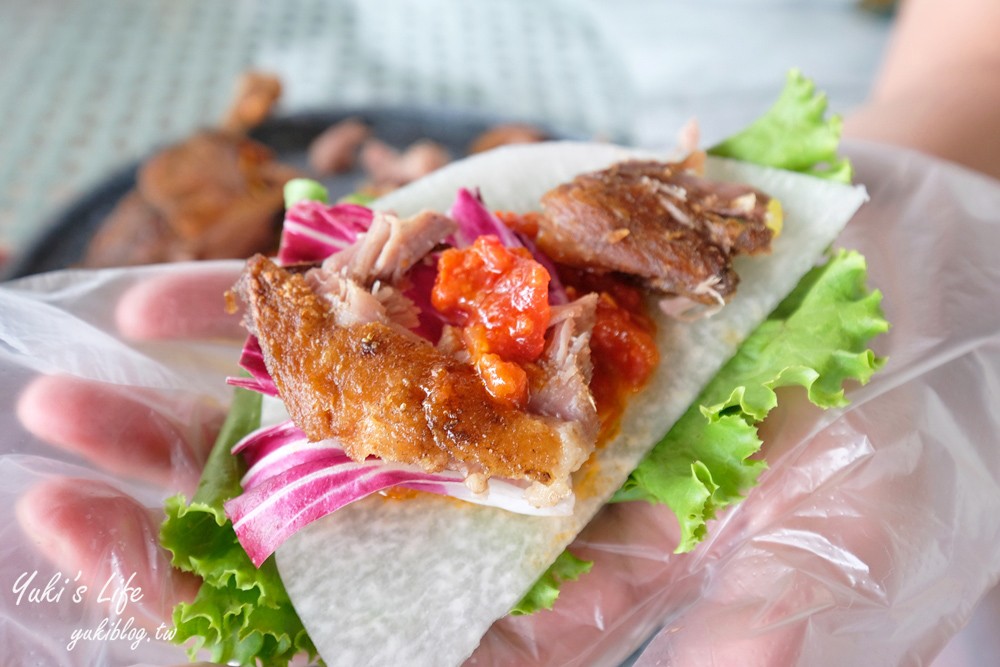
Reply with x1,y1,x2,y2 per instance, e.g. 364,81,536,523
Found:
3,264,242,666
471,141,1000,666
2,141,1000,667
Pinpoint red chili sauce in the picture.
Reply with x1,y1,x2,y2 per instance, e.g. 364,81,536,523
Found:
562,267,659,443
432,235,550,408
434,212,659,443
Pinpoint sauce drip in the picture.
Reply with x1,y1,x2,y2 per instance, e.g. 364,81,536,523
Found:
564,270,660,443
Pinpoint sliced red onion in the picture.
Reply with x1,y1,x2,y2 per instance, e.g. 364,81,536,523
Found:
232,419,308,474
449,187,522,248
278,201,374,265
225,452,429,567
228,336,278,396
403,260,447,342
224,420,573,566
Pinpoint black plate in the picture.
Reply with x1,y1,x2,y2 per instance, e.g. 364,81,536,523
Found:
5,107,574,280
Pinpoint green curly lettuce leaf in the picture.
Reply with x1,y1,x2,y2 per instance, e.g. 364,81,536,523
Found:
510,550,594,615
612,249,888,552
517,71,875,611
160,387,318,666
708,68,853,183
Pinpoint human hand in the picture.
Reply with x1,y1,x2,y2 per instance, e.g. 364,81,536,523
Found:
10,266,241,666
8,142,1000,667
8,262,833,667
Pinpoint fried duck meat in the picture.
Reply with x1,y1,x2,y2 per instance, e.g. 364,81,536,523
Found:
536,158,779,309
235,208,597,507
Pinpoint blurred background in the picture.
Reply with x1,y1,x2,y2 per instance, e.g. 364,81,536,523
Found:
0,0,892,276
0,0,994,664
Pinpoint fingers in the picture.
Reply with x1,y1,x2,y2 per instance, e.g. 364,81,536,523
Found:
17,374,223,493
15,266,240,490
15,477,201,631
114,267,245,341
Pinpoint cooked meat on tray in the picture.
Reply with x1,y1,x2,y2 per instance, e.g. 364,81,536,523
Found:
75,70,550,271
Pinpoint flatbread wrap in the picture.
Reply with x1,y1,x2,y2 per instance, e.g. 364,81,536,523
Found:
160,71,886,666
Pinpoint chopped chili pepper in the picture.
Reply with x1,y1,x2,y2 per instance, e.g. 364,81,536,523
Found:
432,235,551,406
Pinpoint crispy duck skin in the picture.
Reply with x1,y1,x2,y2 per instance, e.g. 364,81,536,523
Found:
237,254,584,493
536,159,775,304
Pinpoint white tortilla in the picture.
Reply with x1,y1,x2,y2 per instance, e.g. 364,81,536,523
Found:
274,142,868,666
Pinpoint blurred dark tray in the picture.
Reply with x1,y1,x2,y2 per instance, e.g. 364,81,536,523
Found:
6,107,574,280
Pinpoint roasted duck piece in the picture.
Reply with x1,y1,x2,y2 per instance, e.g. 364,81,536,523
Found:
536,158,780,308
